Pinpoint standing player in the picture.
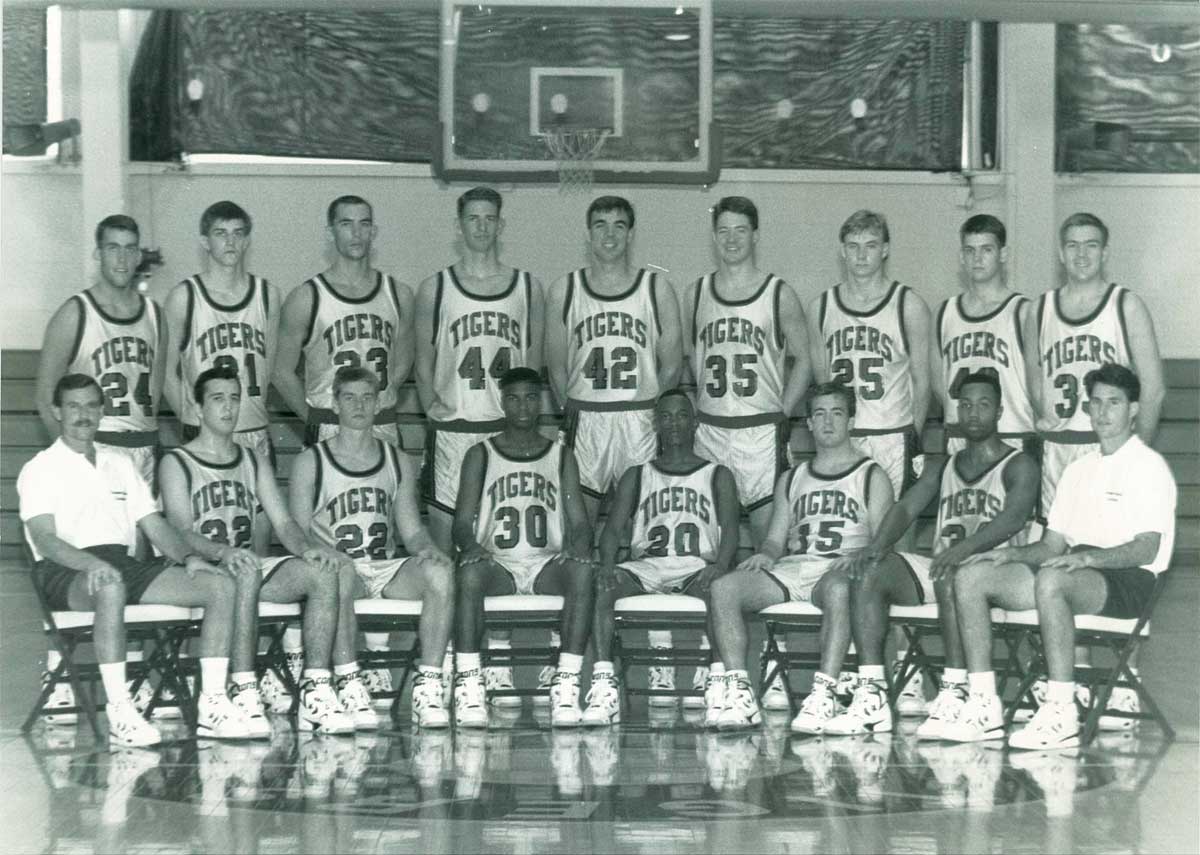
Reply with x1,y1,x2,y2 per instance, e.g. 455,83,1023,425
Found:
289,367,457,729
1025,212,1164,514
581,390,741,726
840,372,1039,738
705,383,893,733
159,364,357,734
164,201,280,553
37,214,163,487
936,215,1035,455
274,195,413,447
451,368,595,728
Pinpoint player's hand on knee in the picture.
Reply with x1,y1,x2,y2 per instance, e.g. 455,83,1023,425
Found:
457,544,489,569
960,547,1006,568
738,553,774,574
301,547,345,575
221,547,261,579
832,548,877,581
1039,552,1089,573
929,551,962,582
416,545,452,570
86,562,122,596
184,554,221,578
596,564,619,594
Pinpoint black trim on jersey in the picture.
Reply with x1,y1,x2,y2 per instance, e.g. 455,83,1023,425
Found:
1053,281,1120,327
431,271,446,345
805,456,874,483
196,273,256,313
772,277,786,351
310,445,323,513
173,444,247,472
260,277,270,319
629,464,644,520
955,291,1024,325
179,279,196,351
831,280,902,320
320,438,387,478
562,272,577,325
162,449,194,496
474,440,491,517
316,271,385,306
301,279,320,347
524,273,534,350
487,436,555,464
935,298,949,352
448,265,520,302
690,275,705,345
579,267,645,303
386,274,401,318
386,442,404,485
817,289,830,333
81,289,147,326
897,285,911,355
648,272,663,337
710,272,773,308
951,445,1018,486
67,295,87,366
649,458,712,478
1036,292,1049,349
1013,296,1028,358
1115,286,1133,364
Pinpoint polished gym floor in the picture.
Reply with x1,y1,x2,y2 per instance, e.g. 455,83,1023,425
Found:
2,566,1197,855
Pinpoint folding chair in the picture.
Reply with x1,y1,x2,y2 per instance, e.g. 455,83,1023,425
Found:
354,598,423,719
254,601,304,713
1000,572,1174,745
480,595,563,702
611,594,709,707
756,602,832,712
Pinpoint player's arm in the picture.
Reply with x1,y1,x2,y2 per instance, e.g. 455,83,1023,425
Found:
413,273,439,413
805,295,830,383
390,280,416,389
150,298,167,418
838,463,897,580
710,465,742,576
597,465,639,569
392,453,449,563
526,275,547,374
452,443,489,563
930,300,951,422
1041,533,1162,573
255,451,347,572
963,525,1068,569
286,446,321,542
1021,295,1049,428
904,289,933,439
737,471,792,572
930,452,1041,579
653,278,684,391
560,450,594,561
161,283,189,419
35,300,82,439
157,452,257,575
272,283,313,422
261,281,283,415
1123,292,1165,443
859,456,945,563
680,278,699,386
543,275,571,407
778,282,814,417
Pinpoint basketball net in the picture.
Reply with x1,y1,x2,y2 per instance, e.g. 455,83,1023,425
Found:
544,128,609,194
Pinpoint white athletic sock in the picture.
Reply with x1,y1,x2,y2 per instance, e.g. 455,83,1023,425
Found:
303,668,330,682
456,652,482,673
282,627,304,653
334,662,360,678
709,662,726,678
593,661,615,677
558,652,583,674
364,633,389,652
812,672,837,691
648,630,672,649
968,671,997,697
230,671,255,687
942,668,967,686
99,661,129,703
418,665,441,677
199,657,229,696
859,664,886,684
1047,680,1075,705
727,669,749,684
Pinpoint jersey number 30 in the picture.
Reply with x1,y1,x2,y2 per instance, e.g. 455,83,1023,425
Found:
494,506,548,549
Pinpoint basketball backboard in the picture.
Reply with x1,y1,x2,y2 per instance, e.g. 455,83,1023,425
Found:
433,0,718,185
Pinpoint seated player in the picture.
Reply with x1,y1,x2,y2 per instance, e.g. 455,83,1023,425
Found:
840,371,1038,739
18,374,252,746
951,364,1175,749
159,364,360,735
289,367,456,729
706,382,893,732
452,367,595,728
581,390,740,726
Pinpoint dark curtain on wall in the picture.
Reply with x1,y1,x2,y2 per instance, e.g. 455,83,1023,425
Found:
129,10,964,170
3,9,48,128
1056,24,1200,173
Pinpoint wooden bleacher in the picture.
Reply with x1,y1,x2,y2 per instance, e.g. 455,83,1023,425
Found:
1,349,1196,567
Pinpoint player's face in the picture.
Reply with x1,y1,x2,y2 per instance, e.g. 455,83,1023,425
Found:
332,380,378,429
655,395,696,449
203,218,250,269
95,228,141,290
956,382,1001,441
587,209,632,264
841,230,888,280
1059,225,1107,284
458,200,503,254
1086,382,1138,442
501,381,542,430
960,233,1005,284
53,385,103,443
807,394,853,448
329,203,377,261
199,378,241,436
713,211,758,266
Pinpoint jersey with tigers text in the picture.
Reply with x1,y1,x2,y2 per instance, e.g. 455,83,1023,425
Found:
474,438,564,562
165,446,259,550
784,458,876,557
629,460,720,563
310,440,402,559
936,447,1028,553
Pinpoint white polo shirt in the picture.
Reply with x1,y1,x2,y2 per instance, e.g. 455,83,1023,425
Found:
18,438,158,562
1046,434,1177,574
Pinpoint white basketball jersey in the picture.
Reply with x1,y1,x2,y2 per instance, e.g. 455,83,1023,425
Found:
309,440,402,559
784,458,877,557
427,266,534,424
165,446,259,550
178,275,271,431
937,293,1035,436
1036,284,1132,436
563,268,661,406
66,290,161,433
301,273,402,413
629,460,720,563
818,282,913,432
474,438,564,562
691,273,788,421
935,447,1028,554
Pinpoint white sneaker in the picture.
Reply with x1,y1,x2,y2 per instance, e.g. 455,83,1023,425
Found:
942,691,1005,743
550,730,584,796
647,660,677,707
297,677,355,734
149,682,184,720
442,649,455,708
790,685,838,735
823,681,893,736
258,666,291,714
703,672,727,728
1013,678,1048,723
127,678,155,716
335,672,380,730
684,666,707,709
583,729,619,786
915,683,968,741
533,666,556,705
454,670,489,728
106,699,162,748
485,665,523,708
1008,749,1080,816
228,681,272,738
894,664,928,717
411,728,450,789
42,673,78,725
360,667,394,709
197,692,254,740
411,671,450,729
581,674,621,727
1009,701,1080,750
761,661,791,711
1077,684,1141,731
716,675,761,731
835,670,858,706
550,671,584,727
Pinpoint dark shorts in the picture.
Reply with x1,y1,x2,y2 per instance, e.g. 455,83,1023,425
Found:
37,544,172,611
1095,566,1157,620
